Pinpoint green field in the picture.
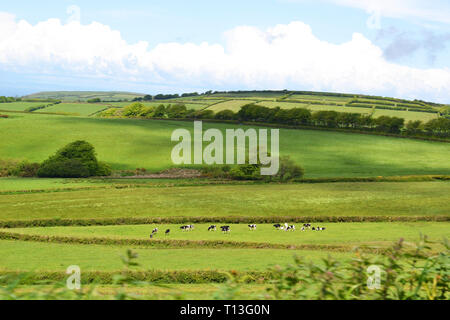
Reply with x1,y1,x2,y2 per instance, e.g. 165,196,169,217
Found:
0,102,49,112
0,181,448,221
23,91,146,102
0,240,355,272
1,90,449,300
6,222,449,247
40,103,109,116
1,113,449,177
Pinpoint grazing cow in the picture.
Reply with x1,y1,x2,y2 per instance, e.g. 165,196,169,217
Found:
301,226,306,231
312,227,316,231
208,225,217,231
150,233,154,239
317,227,326,231
303,223,311,229
248,224,257,230
273,224,281,229
152,228,158,234
220,226,231,233
286,225,295,231
180,225,194,231
187,224,194,230
165,229,170,236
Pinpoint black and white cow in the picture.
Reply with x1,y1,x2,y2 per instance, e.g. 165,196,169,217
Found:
220,226,230,233
165,229,170,236
208,225,217,231
286,225,295,231
303,223,311,229
180,225,194,231
248,224,257,230
273,224,281,229
151,228,158,234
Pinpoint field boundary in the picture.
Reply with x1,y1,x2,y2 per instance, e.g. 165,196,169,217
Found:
0,175,448,195
0,216,448,228
0,269,274,285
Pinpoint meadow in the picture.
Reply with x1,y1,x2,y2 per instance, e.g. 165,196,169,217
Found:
1,113,449,177
5,222,449,247
40,103,109,116
0,181,449,221
0,90,449,300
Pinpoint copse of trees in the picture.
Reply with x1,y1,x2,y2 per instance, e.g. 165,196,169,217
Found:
87,98,101,103
37,141,111,178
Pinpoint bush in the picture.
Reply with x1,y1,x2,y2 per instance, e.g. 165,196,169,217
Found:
96,161,112,176
37,141,110,178
16,161,40,177
37,159,90,178
87,98,101,103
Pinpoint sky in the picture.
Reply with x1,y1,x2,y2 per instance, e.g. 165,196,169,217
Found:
1,0,450,103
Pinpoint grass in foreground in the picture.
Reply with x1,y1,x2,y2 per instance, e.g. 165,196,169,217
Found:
0,240,354,271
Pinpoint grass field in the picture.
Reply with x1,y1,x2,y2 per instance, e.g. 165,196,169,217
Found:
0,240,355,272
0,113,449,177
6,222,449,247
1,90,449,300
0,102,49,112
23,91,146,102
40,103,109,116
0,181,448,221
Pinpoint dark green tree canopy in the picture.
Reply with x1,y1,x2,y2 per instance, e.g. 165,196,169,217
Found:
37,141,111,178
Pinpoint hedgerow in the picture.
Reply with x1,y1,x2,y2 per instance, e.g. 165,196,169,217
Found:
0,215,448,229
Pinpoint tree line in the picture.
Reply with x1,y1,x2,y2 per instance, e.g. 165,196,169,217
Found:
100,102,450,138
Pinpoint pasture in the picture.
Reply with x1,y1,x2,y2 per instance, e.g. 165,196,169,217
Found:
0,113,449,177
40,103,109,116
0,181,449,221
0,90,449,300
6,222,449,247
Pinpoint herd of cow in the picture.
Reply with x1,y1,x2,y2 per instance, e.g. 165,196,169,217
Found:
149,223,326,238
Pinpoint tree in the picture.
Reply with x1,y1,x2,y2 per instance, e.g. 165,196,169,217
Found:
37,141,111,178
215,109,235,120
123,102,145,117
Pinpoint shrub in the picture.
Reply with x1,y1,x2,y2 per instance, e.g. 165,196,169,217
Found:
37,159,90,178
16,161,40,177
37,141,110,178
96,161,112,176
87,98,101,103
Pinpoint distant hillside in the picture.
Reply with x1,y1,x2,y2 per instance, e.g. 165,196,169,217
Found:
23,91,146,102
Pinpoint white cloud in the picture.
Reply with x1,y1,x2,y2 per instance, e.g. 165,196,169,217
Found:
287,0,450,25
0,12,450,102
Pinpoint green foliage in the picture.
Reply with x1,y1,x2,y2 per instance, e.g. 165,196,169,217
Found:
37,159,90,178
87,98,101,103
37,141,110,178
259,236,449,300
122,102,146,117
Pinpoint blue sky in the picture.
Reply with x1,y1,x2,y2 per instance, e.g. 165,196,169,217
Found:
1,0,450,102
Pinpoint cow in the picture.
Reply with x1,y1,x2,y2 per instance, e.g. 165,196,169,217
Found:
248,224,257,230
165,229,170,236
152,228,158,234
286,225,295,231
208,225,217,231
273,224,281,229
220,226,231,233
180,225,194,231
303,223,311,229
